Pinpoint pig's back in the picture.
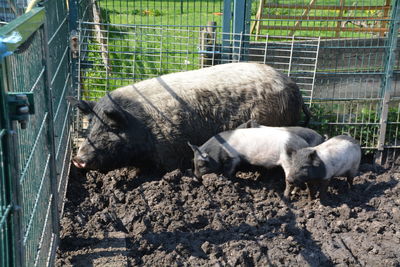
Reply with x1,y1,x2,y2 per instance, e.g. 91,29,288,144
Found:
316,135,361,178
112,63,291,109
223,128,306,167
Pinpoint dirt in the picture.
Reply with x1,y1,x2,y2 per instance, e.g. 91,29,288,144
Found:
56,163,400,266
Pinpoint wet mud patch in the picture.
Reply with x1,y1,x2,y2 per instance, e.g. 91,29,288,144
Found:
57,164,400,266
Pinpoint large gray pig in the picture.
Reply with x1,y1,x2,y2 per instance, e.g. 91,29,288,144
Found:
69,62,311,171
284,135,361,201
188,127,309,179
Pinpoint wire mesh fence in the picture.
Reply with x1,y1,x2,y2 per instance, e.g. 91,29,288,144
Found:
77,23,320,102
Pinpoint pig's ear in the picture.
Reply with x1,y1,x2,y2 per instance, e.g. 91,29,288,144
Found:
286,147,297,158
104,109,128,126
66,96,96,114
309,150,318,161
187,142,198,152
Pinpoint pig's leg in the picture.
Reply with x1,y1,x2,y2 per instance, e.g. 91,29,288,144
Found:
306,181,318,200
318,179,330,201
346,169,357,189
283,180,294,199
223,157,240,178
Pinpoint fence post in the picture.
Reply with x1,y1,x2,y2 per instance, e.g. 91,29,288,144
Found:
42,17,61,266
232,0,252,61
200,21,217,68
0,61,18,267
376,0,400,164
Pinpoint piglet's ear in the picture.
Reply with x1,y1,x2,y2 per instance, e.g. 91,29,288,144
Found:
309,150,318,161
200,152,209,161
187,142,198,152
66,96,96,115
286,147,297,158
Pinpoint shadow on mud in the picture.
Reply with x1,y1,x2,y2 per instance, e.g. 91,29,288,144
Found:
121,173,335,266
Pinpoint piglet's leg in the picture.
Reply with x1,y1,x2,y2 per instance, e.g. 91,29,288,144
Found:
223,157,240,178
318,179,330,201
283,180,294,199
346,170,356,189
306,181,318,200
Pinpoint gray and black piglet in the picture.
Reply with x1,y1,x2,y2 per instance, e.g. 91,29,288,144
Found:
284,135,361,200
188,127,309,179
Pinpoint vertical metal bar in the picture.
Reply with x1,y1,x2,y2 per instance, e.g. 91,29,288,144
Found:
232,0,245,62
288,35,295,77
309,37,321,105
69,0,79,137
0,60,16,267
42,20,60,266
377,0,400,155
263,34,269,64
238,32,243,62
222,0,232,62
233,0,245,36
1,57,22,267
232,0,252,62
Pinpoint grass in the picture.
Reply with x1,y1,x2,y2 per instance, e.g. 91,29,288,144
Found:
98,0,224,26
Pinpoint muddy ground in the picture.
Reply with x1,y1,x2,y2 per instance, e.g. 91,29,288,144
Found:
57,162,400,266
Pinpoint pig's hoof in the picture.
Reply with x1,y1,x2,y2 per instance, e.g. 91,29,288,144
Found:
283,192,291,202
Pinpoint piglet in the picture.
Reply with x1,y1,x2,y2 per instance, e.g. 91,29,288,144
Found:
188,127,309,179
284,135,361,201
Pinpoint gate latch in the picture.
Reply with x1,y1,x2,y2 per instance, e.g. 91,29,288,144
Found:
7,92,35,129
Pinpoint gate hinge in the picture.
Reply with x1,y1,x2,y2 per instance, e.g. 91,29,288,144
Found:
7,92,35,129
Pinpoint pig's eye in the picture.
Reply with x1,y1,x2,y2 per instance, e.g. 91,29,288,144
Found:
108,123,121,131
197,160,207,167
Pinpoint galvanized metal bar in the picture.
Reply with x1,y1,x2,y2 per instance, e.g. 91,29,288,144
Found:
0,56,20,267
377,0,400,152
309,37,321,105
42,17,60,267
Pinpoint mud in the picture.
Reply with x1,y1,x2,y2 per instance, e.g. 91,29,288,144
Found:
57,163,400,266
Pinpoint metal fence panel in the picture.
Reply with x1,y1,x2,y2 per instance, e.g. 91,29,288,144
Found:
0,87,14,267
43,0,73,215
0,1,72,265
5,22,57,267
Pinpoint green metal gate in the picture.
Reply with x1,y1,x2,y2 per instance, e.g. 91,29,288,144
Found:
0,0,72,265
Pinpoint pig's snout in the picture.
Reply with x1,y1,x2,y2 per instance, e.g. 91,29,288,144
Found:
72,156,87,169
